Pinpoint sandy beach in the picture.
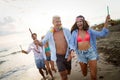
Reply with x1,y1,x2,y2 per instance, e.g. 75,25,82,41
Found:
0,0,120,80
0,50,120,80
0,25,120,80
69,53,120,80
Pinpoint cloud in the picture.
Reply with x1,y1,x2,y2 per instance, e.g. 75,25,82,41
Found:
0,16,14,26
0,16,18,36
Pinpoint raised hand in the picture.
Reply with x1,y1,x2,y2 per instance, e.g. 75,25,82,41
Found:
106,15,111,22
21,50,28,54
104,15,111,28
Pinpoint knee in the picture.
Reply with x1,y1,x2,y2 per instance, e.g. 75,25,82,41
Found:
91,76,97,80
62,76,67,80
48,69,51,72
47,67,51,71
91,73,97,80
67,70,71,75
51,64,54,68
82,70,87,76
60,71,68,80
61,74,67,80
83,72,87,76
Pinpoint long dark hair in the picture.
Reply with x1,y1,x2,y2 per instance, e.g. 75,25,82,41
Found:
71,15,89,33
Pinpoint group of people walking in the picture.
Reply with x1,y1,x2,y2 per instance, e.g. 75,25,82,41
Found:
21,14,110,80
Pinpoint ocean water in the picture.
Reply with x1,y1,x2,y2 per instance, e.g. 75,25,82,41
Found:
0,33,43,80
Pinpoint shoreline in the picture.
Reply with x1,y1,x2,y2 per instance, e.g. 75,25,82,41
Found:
1,52,120,80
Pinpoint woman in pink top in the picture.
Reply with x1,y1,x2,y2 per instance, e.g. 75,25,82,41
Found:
70,15,110,80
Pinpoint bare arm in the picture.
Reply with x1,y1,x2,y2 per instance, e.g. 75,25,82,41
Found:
21,44,32,54
104,15,111,28
22,50,28,54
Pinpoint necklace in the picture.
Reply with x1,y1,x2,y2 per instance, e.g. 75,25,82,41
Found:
50,26,62,33
54,27,62,32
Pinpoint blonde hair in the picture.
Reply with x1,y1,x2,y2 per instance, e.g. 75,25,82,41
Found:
52,15,61,22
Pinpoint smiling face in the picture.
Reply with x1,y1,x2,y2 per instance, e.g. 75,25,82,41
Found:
52,16,62,28
34,40,39,45
32,33,37,40
76,17,84,30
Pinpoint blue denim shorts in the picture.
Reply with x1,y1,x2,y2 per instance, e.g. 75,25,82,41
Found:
46,56,51,61
76,47,98,64
35,59,45,69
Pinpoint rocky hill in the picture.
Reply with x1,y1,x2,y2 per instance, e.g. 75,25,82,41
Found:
96,24,120,66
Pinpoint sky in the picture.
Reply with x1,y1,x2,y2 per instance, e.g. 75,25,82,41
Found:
0,0,120,36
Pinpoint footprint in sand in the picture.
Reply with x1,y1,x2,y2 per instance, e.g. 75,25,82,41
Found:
99,76,104,79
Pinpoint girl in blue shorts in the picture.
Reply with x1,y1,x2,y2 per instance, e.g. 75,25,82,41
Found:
70,15,110,80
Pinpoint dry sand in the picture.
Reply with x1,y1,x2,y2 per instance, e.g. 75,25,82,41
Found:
69,53,120,80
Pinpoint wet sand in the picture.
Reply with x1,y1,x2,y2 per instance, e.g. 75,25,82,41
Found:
0,51,120,80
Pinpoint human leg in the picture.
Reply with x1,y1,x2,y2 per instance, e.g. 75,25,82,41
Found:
45,60,54,79
59,70,68,80
87,47,98,80
77,50,88,77
79,62,88,76
88,60,97,80
65,59,71,75
50,60,57,73
56,54,69,80
35,59,46,80
39,68,46,80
